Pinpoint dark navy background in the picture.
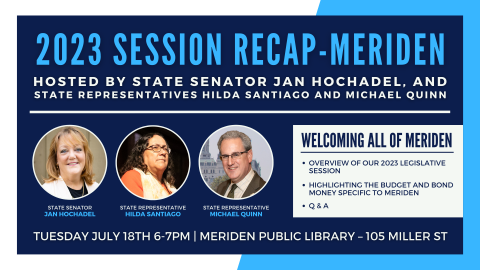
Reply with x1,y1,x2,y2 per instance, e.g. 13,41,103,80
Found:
18,16,462,254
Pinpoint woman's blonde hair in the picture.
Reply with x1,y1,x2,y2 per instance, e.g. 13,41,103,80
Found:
44,127,95,185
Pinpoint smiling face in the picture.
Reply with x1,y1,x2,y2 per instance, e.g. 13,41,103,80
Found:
220,138,253,184
143,135,169,176
56,135,86,179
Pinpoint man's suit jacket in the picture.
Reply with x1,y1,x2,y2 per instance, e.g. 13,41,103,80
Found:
216,171,266,198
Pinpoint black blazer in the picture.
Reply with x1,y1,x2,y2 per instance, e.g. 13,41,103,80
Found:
216,171,266,198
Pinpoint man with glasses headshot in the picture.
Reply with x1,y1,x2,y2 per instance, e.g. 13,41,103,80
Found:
216,130,266,199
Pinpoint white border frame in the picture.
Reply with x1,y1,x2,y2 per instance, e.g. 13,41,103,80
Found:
32,124,108,200
199,124,274,200
115,125,191,201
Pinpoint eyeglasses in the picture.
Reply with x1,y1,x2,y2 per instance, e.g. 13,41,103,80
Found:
146,144,171,154
220,151,248,161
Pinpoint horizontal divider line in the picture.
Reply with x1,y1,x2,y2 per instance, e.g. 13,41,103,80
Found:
30,110,451,114
301,152,454,153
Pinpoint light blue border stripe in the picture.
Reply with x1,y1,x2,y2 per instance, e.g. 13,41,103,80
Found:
239,0,478,268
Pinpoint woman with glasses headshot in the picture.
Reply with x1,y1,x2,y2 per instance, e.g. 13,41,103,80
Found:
120,133,177,199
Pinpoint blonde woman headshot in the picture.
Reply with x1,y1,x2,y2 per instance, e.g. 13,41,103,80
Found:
42,127,99,199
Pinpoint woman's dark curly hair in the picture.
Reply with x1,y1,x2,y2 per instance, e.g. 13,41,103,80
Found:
120,133,175,187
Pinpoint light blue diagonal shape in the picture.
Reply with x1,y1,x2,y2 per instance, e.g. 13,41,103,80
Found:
239,0,479,269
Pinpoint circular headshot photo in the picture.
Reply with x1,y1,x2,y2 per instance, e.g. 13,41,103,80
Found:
116,126,190,200
33,125,107,200
200,125,273,200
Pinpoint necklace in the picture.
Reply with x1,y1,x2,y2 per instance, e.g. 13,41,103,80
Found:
148,170,160,181
61,176,85,198
147,170,171,195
